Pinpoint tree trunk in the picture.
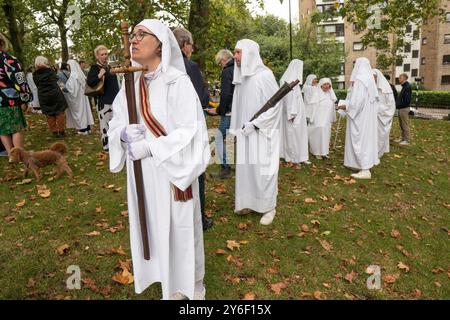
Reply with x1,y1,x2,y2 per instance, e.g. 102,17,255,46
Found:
59,24,69,63
2,3,25,65
188,0,209,73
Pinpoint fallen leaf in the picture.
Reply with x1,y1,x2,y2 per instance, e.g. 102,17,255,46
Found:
86,231,101,237
215,249,226,255
316,238,333,252
304,198,317,204
36,185,51,198
322,283,332,289
16,179,32,185
242,292,255,300
406,226,420,239
431,267,445,274
267,267,279,274
391,229,401,238
111,246,126,256
16,199,26,208
95,207,103,213
313,290,324,300
226,240,240,251
332,203,344,212
434,282,441,288
383,274,398,284
414,289,422,298
270,282,287,295
112,269,134,285
344,178,356,185
238,222,248,230
214,184,226,194
56,244,70,255
345,270,358,283
301,224,309,232
397,262,410,273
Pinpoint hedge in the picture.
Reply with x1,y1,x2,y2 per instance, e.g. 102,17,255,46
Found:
334,89,450,109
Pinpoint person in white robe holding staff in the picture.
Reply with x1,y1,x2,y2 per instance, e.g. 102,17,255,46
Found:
229,39,281,226
108,19,210,300
338,57,379,179
65,59,95,135
307,77,337,159
372,68,396,158
279,59,310,165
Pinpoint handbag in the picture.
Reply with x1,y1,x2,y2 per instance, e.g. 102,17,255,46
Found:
84,76,105,97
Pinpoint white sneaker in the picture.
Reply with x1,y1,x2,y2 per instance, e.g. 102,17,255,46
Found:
351,170,371,179
170,292,189,300
395,138,402,143
194,287,206,300
302,160,311,165
315,155,322,160
399,140,410,146
260,209,276,225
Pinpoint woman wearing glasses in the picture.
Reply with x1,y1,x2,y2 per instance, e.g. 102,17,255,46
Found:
87,45,120,151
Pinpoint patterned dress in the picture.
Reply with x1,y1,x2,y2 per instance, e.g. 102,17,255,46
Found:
0,51,32,135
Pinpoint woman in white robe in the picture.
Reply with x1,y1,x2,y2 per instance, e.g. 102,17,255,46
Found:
303,74,320,124
26,69,40,113
373,69,396,158
65,59,94,134
230,39,281,226
108,19,210,300
279,59,310,164
338,57,379,179
307,78,337,159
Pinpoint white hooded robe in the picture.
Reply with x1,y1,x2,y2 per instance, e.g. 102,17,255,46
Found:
107,19,210,300
279,59,309,163
230,39,281,214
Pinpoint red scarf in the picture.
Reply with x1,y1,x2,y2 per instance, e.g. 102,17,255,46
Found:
139,74,193,202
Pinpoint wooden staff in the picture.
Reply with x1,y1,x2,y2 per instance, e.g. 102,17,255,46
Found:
111,21,150,260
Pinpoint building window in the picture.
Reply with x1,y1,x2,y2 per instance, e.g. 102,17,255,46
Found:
412,50,419,58
406,24,412,33
353,42,364,51
443,55,450,65
445,34,450,44
442,75,450,85
413,30,420,40
340,63,345,75
404,64,411,72
422,37,427,45
421,57,426,65
412,69,418,77
395,77,400,85
404,43,411,53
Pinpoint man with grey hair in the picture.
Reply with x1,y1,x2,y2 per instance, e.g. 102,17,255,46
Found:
212,49,234,179
396,73,412,146
173,26,212,231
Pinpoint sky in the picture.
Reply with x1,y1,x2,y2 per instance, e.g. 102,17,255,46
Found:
250,0,300,23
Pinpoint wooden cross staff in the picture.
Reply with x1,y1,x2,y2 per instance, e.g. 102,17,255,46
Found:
111,21,150,260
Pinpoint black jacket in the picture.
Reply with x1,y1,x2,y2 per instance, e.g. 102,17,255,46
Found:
397,81,412,109
33,67,67,116
182,54,210,108
87,63,120,105
390,84,398,106
217,59,235,116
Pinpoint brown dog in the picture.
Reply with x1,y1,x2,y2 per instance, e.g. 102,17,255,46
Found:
9,141,73,181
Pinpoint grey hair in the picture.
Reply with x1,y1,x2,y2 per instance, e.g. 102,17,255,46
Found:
215,49,233,65
172,27,193,49
35,56,49,68
399,73,409,80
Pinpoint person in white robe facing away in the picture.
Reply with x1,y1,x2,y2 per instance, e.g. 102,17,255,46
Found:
229,39,281,226
372,68,396,158
338,57,379,179
26,68,41,113
307,78,337,159
65,59,95,134
107,19,210,300
303,74,320,125
279,59,310,165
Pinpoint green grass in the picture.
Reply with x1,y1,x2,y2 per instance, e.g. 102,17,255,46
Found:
0,113,449,300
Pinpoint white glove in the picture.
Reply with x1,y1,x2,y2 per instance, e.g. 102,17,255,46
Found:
120,124,146,144
128,139,152,161
241,122,256,136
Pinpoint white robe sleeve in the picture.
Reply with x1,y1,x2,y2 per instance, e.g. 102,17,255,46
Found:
251,70,281,131
284,90,298,121
346,80,367,120
108,87,128,173
148,76,210,191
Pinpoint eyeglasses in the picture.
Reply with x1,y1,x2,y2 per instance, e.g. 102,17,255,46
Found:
130,31,156,42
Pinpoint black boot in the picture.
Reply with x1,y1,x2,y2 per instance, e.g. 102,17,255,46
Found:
202,216,214,231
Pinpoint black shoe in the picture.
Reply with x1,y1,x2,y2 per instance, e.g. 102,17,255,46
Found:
202,217,214,231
